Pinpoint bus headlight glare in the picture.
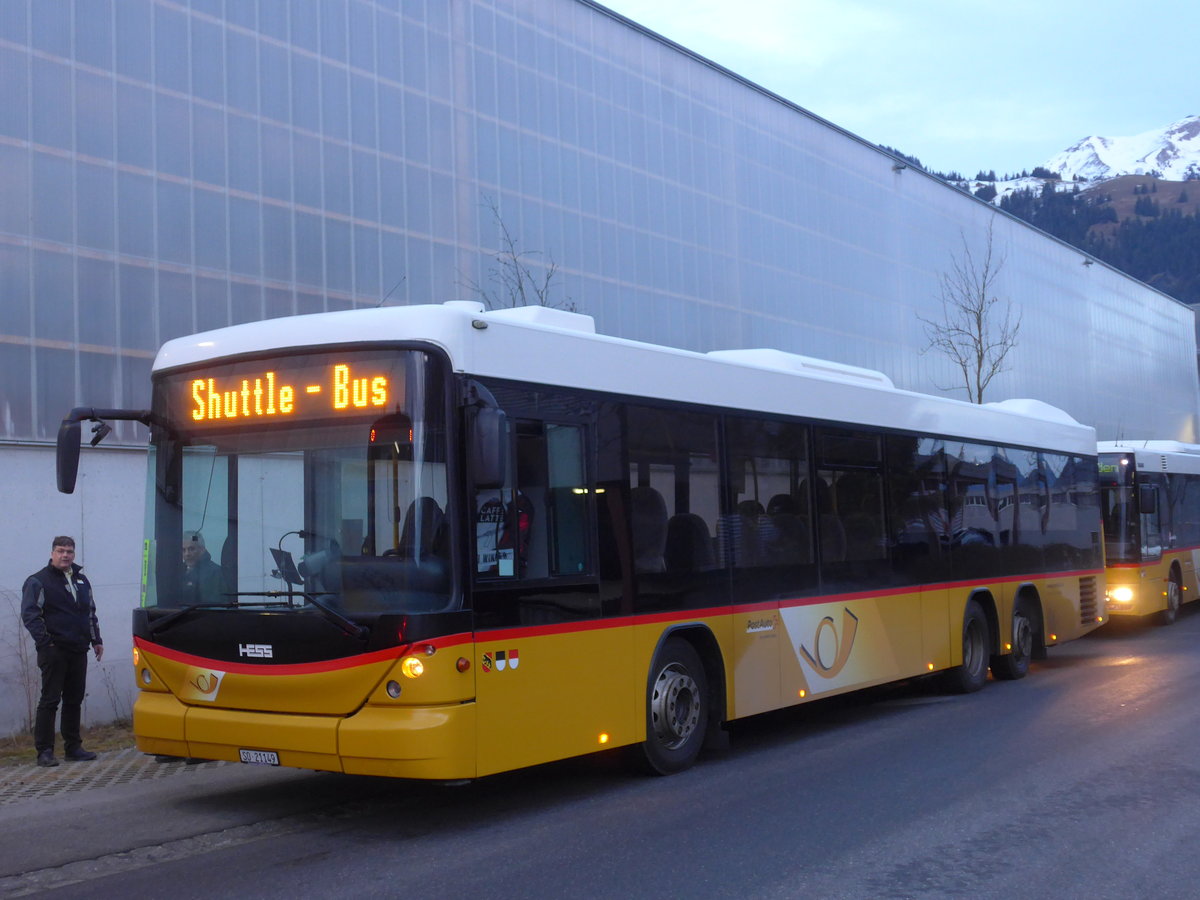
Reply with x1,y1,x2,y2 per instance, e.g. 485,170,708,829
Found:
400,657,425,678
1109,587,1134,605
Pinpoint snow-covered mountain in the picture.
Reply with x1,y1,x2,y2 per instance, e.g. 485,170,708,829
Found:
1043,116,1200,182
951,116,1200,205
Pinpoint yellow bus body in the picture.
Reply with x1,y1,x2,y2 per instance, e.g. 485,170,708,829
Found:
132,570,1102,779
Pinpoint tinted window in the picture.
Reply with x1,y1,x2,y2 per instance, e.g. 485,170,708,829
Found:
624,404,723,612
946,442,1001,579
816,427,888,589
887,435,950,584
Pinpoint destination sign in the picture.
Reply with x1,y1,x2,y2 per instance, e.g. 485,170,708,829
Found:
187,362,391,424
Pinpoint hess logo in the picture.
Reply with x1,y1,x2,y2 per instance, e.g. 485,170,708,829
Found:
238,643,273,658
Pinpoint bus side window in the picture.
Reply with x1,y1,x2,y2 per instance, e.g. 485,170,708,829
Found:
625,405,722,612
887,436,950,583
721,418,800,567
815,428,885,573
545,423,589,575
1139,480,1163,558
514,426,547,579
476,420,590,580
475,413,518,577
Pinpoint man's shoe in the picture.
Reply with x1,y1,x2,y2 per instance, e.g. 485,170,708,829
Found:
64,748,97,762
36,750,59,767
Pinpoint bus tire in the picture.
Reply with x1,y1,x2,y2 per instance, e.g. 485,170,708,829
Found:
640,637,708,775
941,598,990,694
1158,573,1182,626
991,596,1035,680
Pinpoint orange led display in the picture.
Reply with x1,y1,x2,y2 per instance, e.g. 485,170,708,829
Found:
189,363,390,423
332,364,388,409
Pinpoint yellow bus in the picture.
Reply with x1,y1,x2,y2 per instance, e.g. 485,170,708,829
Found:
57,302,1105,778
1098,441,1200,625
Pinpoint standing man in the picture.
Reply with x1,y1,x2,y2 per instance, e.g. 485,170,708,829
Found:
21,536,103,767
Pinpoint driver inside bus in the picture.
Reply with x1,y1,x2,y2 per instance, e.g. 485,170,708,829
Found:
182,532,224,604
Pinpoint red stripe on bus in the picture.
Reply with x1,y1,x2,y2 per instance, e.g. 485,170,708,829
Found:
478,568,1104,641
134,631,473,676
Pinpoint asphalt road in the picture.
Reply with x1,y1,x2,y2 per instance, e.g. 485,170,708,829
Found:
5,606,1200,899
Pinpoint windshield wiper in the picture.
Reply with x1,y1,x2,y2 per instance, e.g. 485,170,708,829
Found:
146,599,243,635
297,591,369,640
147,592,369,641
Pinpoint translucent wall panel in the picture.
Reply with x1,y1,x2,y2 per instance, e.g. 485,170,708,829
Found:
0,0,1192,446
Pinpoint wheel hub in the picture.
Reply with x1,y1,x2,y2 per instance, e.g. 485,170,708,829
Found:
650,664,700,749
1013,614,1033,659
964,618,986,674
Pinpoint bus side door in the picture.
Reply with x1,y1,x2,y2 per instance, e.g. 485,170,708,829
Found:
472,417,636,776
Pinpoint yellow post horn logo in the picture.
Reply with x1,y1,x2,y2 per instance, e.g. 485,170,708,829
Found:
799,609,859,679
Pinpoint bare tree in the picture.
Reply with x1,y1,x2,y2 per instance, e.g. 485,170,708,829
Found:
919,220,1021,403
465,196,573,310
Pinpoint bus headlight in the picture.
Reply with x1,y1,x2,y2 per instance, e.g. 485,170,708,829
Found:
1108,587,1134,606
400,656,425,678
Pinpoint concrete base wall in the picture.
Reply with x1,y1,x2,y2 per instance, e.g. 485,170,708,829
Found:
0,445,146,737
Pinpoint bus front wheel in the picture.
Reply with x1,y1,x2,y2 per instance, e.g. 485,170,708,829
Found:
1158,574,1182,626
941,598,990,694
640,638,708,775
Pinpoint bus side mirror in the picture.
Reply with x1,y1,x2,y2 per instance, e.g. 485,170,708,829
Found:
471,407,507,489
56,418,82,494
1138,483,1157,515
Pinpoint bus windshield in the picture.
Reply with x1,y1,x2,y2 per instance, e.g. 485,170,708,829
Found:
142,348,454,617
1098,453,1153,563
1100,483,1140,563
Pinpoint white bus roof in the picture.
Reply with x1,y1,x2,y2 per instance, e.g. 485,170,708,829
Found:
1098,441,1200,475
155,301,1095,456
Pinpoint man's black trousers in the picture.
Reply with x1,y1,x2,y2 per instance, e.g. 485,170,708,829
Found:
34,646,88,754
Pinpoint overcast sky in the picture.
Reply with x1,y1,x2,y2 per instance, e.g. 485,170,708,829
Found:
598,0,1198,177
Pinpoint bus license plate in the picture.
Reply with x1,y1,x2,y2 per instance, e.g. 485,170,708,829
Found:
239,749,279,766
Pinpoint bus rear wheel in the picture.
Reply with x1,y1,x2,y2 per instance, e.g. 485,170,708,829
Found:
640,638,708,775
941,598,990,694
1158,574,1182,626
991,597,1035,681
